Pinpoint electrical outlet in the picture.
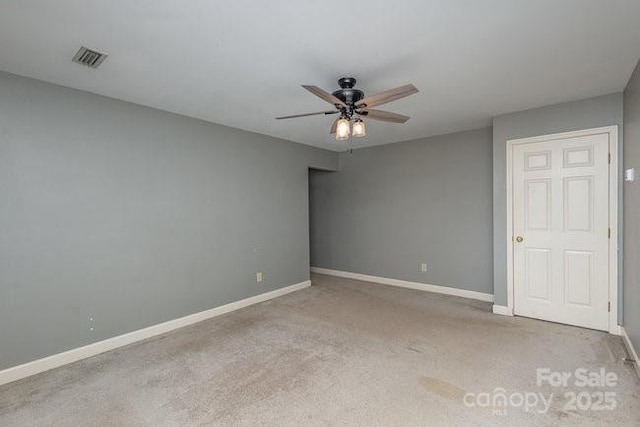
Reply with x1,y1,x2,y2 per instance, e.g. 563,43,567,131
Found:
88,316,95,332
256,272,263,283
420,263,427,273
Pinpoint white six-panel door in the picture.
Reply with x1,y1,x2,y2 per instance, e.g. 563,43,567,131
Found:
512,132,610,331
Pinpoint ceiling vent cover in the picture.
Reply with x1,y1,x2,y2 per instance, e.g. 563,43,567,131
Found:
72,46,108,69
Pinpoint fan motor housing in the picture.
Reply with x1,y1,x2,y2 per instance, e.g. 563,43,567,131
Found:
332,77,364,105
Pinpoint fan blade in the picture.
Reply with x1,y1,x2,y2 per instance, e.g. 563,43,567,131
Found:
360,109,410,123
276,111,337,120
356,84,418,108
330,117,339,135
302,85,347,107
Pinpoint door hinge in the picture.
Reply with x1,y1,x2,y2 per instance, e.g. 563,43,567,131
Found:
608,153,611,164
608,228,611,238
608,301,611,312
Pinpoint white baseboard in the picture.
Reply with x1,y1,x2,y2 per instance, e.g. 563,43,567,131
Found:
492,305,514,316
0,280,311,387
620,326,640,378
311,267,494,303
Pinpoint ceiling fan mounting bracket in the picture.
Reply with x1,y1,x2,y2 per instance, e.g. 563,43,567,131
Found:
338,77,357,89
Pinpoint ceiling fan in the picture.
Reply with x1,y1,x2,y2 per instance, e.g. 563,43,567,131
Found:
276,77,419,140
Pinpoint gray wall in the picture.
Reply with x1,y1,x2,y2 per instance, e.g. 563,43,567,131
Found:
0,71,338,370
310,128,494,295
492,93,624,309
624,61,640,351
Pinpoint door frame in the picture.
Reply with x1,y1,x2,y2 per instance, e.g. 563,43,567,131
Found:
505,126,619,334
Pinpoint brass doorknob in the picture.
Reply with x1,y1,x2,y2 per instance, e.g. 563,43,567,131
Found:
515,236,524,243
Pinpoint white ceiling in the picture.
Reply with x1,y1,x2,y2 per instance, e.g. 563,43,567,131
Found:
1,1,639,151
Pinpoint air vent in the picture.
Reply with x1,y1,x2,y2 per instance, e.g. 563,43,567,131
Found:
72,46,108,69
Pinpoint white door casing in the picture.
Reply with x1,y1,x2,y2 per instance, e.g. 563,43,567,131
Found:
506,126,618,333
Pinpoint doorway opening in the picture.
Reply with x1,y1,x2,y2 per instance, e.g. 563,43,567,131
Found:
308,168,334,275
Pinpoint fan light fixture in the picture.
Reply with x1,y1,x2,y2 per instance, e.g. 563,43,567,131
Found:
335,118,350,140
352,119,366,138
276,77,418,143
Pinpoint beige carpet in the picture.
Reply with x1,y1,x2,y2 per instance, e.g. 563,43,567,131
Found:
1,273,639,425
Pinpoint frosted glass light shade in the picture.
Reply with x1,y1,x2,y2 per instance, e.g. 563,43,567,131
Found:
335,118,350,140
352,119,366,137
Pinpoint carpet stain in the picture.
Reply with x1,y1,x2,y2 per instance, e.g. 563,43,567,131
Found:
419,376,466,402
406,340,425,353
